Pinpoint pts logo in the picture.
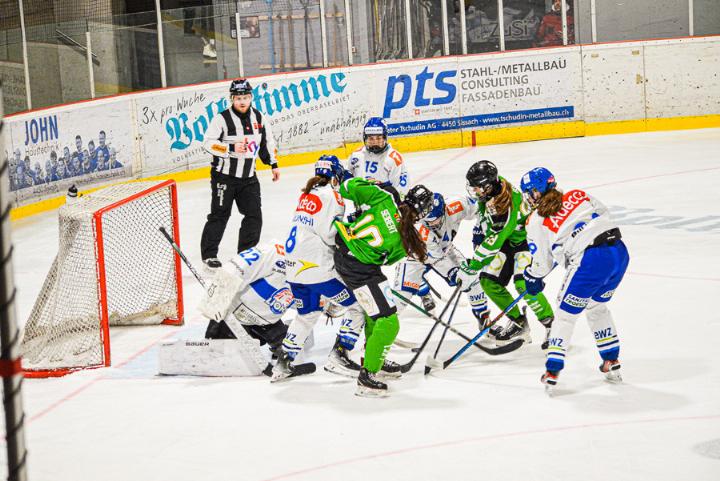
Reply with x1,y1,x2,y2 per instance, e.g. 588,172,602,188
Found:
382,67,457,118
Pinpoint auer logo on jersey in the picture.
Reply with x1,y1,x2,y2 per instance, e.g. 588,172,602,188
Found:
543,190,589,233
382,66,457,118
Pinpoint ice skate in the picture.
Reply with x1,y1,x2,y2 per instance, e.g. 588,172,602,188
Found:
324,337,361,378
355,368,388,397
600,359,622,383
541,370,559,396
270,351,294,382
379,358,403,379
421,293,436,313
539,316,554,350
271,351,316,382
361,356,403,379
473,309,489,332
203,257,222,269
494,313,531,346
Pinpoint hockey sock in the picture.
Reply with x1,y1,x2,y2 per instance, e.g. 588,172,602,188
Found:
585,301,620,361
481,278,522,319
513,279,554,321
363,313,400,373
545,308,580,371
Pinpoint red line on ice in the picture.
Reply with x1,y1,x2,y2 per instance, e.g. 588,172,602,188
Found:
26,328,179,425
259,414,720,481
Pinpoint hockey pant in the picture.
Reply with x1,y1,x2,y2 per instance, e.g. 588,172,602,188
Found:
334,241,399,373
479,241,553,322
394,252,488,318
283,279,364,360
545,241,629,372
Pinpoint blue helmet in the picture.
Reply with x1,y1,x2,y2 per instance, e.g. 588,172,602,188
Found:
315,154,344,183
363,117,389,154
520,167,557,204
425,193,446,225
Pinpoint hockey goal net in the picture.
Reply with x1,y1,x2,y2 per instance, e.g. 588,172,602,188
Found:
21,180,184,377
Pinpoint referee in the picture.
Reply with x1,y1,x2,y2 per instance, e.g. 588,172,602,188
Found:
200,78,280,268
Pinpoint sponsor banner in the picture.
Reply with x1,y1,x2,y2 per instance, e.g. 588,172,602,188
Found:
135,84,229,176
377,58,461,136
379,50,581,135
5,101,133,203
254,68,367,154
137,68,368,175
457,50,582,127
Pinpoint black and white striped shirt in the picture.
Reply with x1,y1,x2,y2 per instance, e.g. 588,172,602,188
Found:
202,106,278,178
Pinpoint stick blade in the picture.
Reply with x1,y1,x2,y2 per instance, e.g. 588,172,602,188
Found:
425,355,444,371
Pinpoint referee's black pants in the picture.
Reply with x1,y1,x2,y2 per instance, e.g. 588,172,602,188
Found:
200,170,262,260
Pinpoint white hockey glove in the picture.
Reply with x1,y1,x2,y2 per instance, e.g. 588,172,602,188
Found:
456,260,480,292
198,268,242,322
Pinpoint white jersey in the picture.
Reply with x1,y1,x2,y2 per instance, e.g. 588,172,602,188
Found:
226,244,294,325
526,189,618,278
285,182,345,285
347,144,410,196
417,195,477,261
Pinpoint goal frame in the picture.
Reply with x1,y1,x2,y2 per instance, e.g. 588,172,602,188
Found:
23,179,184,378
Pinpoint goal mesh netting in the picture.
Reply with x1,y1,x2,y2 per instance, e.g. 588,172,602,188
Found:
21,180,184,377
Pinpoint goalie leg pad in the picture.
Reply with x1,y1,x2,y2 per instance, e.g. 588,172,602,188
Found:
158,338,266,377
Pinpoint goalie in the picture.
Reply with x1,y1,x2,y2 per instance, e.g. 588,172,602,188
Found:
159,243,295,377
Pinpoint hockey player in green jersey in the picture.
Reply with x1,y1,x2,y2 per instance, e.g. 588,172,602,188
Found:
333,177,428,397
455,160,555,348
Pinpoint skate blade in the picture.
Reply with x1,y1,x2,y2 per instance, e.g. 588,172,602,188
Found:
376,370,402,380
544,383,557,397
323,363,359,379
604,372,623,384
270,373,291,383
355,385,389,398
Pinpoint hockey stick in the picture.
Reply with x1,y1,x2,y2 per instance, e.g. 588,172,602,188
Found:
424,290,528,373
157,227,315,377
425,293,460,375
392,289,522,357
396,286,462,374
159,226,206,288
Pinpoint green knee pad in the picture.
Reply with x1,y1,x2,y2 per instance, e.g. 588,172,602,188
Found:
363,313,400,373
514,279,554,321
480,277,521,319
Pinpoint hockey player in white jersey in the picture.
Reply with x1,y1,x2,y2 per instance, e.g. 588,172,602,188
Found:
393,185,489,325
347,117,410,196
272,155,367,381
520,167,629,393
199,243,293,349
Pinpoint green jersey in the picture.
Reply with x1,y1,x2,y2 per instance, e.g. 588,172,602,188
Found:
469,176,532,269
334,178,407,266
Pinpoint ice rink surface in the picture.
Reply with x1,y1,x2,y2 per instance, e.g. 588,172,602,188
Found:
5,129,720,481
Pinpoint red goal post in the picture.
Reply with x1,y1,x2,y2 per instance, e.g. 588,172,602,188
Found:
21,180,184,378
